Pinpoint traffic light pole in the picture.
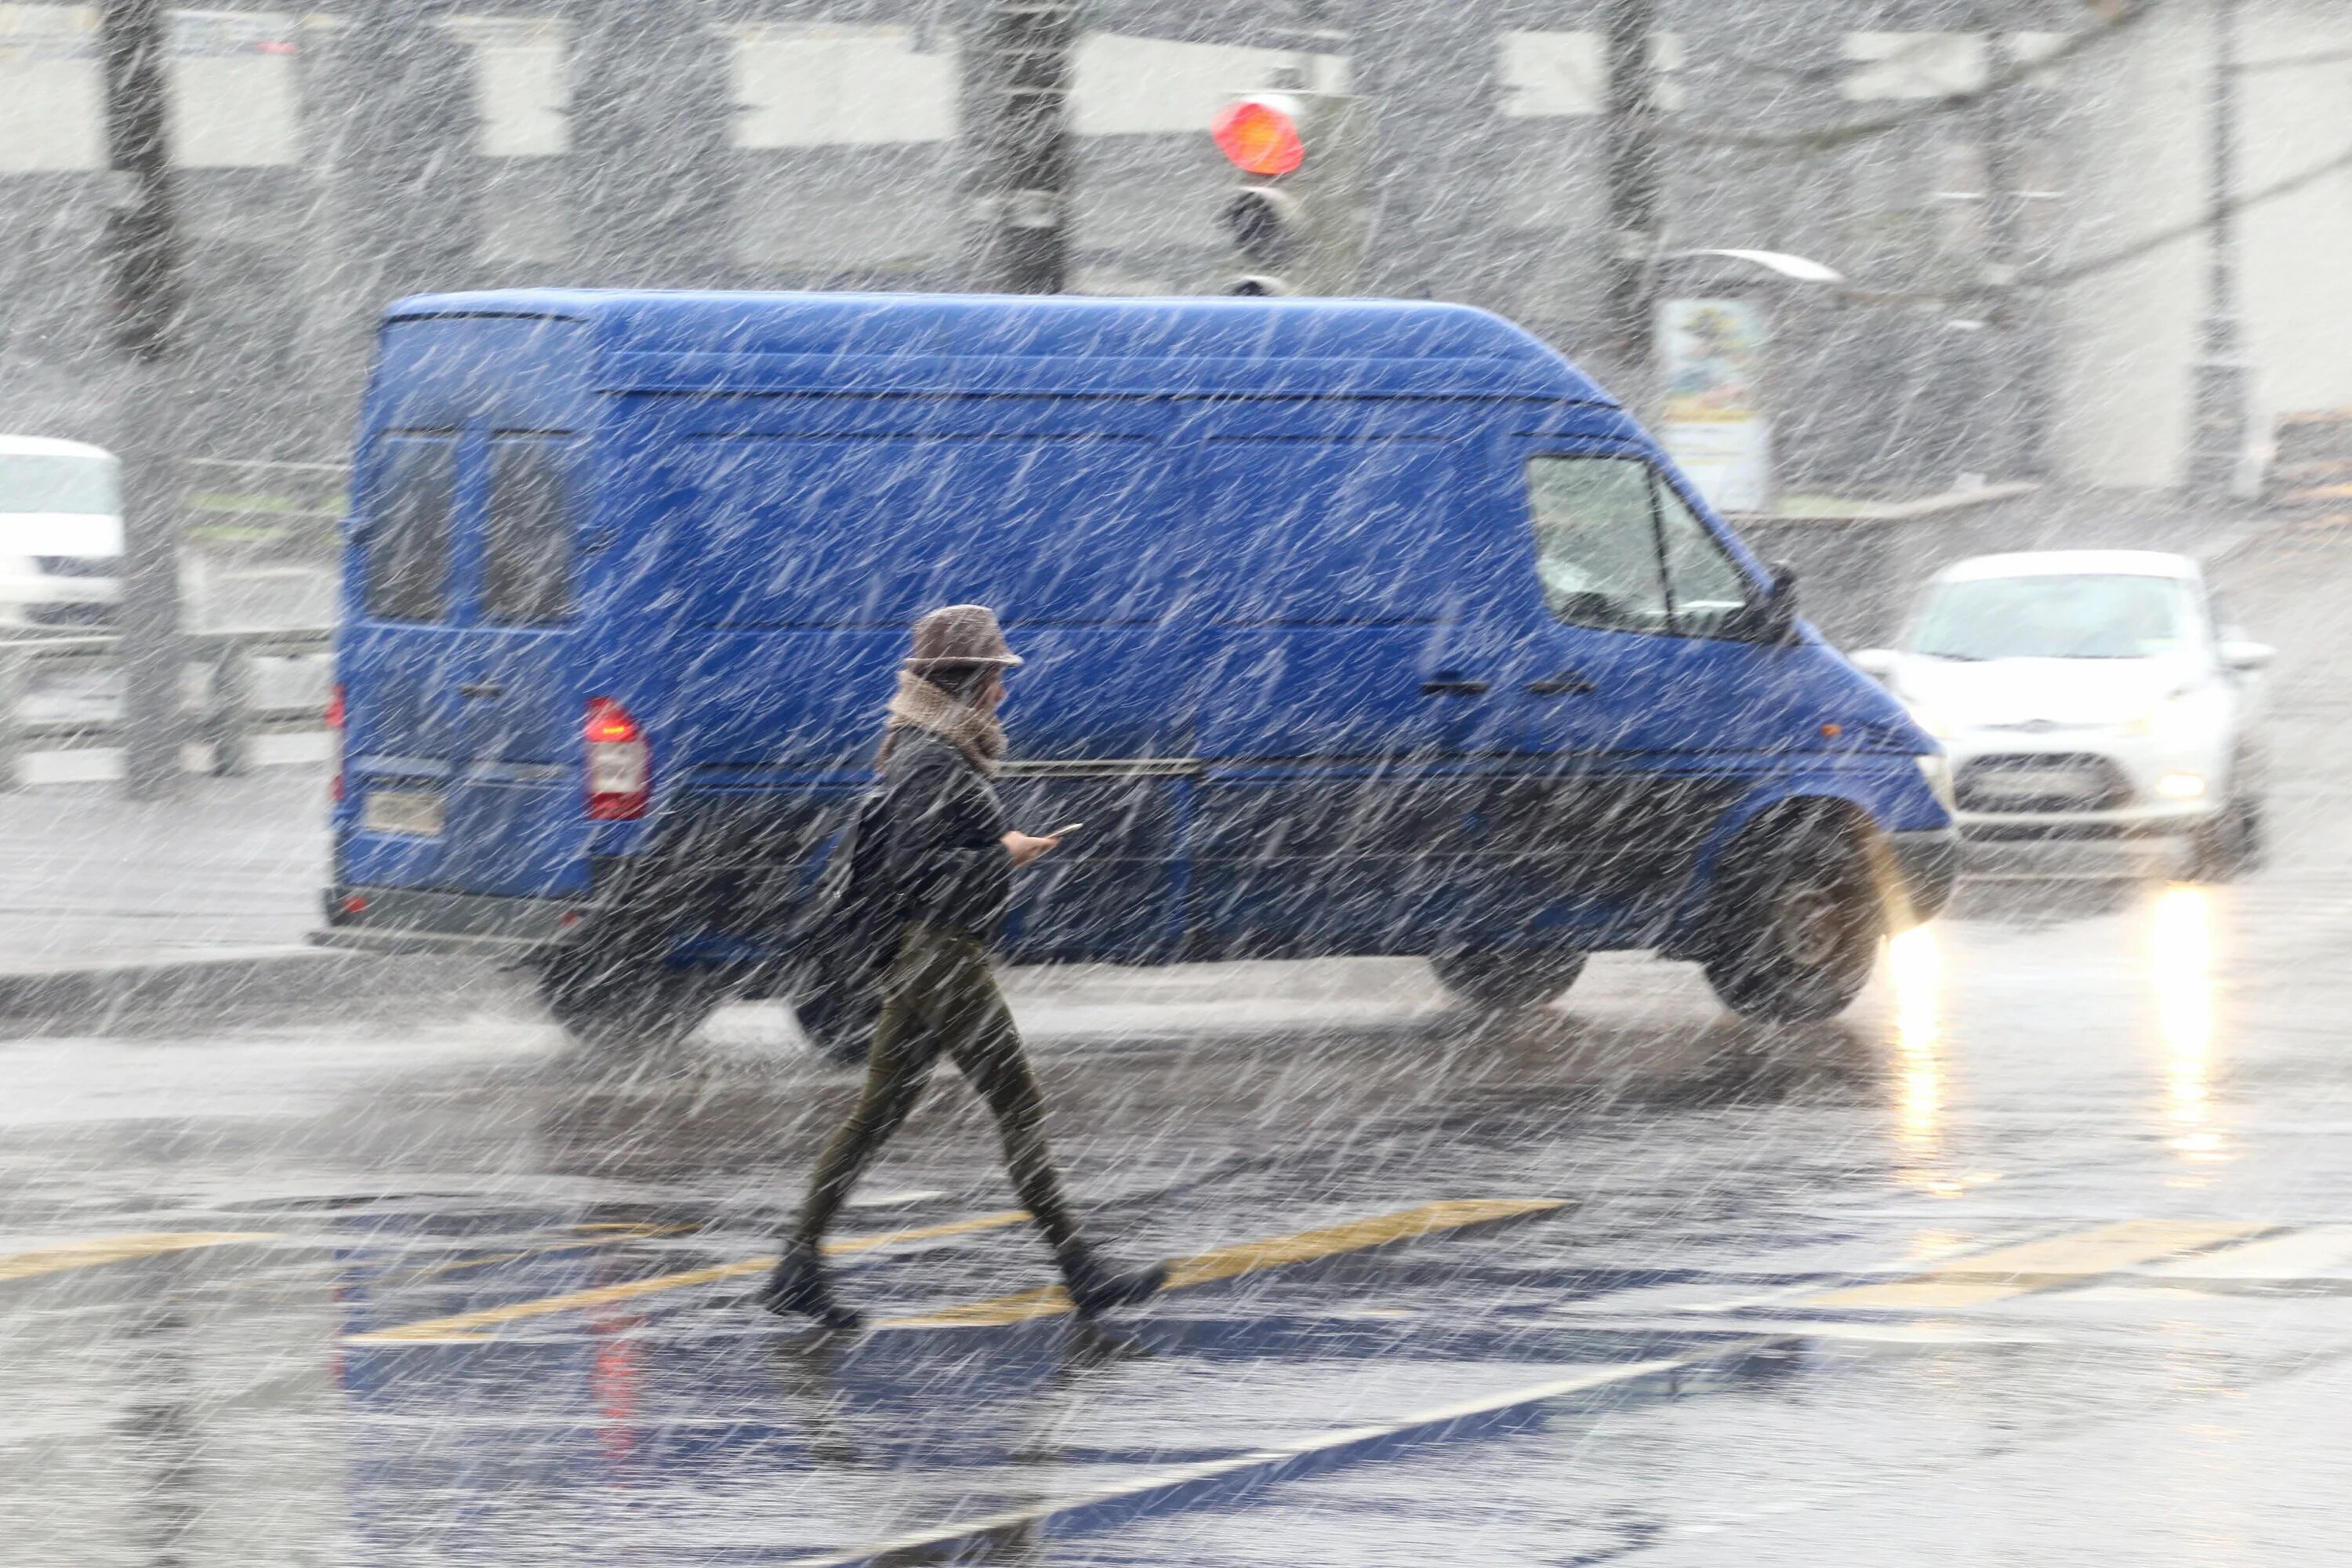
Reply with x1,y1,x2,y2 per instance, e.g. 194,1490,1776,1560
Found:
100,0,188,799
964,0,1079,293
1601,0,1664,377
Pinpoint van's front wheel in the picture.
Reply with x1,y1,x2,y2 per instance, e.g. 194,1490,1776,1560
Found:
1430,948,1588,1011
1701,818,1884,1024
537,949,724,1051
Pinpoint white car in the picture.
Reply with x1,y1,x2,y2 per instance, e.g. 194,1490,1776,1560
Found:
0,435,122,627
1853,550,2273,878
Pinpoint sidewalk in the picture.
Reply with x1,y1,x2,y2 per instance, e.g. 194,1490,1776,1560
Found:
0,768,328,975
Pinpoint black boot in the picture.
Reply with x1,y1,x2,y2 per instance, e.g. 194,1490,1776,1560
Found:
1058,1244,1169,1317
760,1239,865,1330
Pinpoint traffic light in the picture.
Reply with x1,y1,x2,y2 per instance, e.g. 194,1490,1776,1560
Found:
1210,90,1371,296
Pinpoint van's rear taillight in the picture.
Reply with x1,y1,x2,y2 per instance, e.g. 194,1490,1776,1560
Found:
326,684,346,802
584,697,650,820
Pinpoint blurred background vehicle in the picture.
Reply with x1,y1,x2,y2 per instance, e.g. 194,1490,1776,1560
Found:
1853,550,2274,880
0,437,122,629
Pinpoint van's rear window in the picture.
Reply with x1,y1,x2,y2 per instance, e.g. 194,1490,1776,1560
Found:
484,439,574,625
362,437,456,624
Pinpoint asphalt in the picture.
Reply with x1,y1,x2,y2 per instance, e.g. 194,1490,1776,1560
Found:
2,513,2349,1566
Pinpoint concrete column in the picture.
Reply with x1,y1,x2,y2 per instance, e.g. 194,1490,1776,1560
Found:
565,0,739,288
309,0,484,307
1353,0,1509,307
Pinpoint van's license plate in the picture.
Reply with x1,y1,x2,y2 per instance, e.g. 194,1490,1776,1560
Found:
364,789,445,837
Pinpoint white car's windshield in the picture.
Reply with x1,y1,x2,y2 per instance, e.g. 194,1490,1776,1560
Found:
0,453,118,516
1912,573,2198,661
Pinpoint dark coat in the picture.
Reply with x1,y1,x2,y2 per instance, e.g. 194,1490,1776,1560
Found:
871,728,1014,942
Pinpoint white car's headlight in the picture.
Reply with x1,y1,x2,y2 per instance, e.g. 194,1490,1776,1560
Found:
1915,753,1957,814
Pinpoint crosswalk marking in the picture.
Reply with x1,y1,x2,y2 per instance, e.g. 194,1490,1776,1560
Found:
1806,1220,2274,1310
345,1210,1030,1344
0,1232,277,1285
880,1199,1566,1330
779,1352,1699,1567
2130,1224,2352,1281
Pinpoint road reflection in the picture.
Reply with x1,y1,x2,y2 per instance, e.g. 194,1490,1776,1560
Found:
2151,884,2228,1172
1886,926,1958,1196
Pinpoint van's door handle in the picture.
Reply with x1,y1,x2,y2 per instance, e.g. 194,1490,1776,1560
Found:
1524,673,1598,695
457,681,505,700
1420,679,1490,697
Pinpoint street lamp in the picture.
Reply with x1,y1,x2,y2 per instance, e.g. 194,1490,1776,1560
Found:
2187,0,2254,498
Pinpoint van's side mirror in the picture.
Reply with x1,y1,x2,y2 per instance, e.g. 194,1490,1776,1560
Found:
1849,648,1900,681
1730,561,1801,645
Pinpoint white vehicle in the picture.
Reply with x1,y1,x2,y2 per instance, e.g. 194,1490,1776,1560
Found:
0,436,122,627
1853,550,2273,879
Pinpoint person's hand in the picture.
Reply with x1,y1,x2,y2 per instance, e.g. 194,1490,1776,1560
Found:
1002,830,1060,869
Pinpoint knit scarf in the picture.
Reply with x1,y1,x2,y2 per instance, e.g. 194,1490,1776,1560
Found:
881,670,1006,774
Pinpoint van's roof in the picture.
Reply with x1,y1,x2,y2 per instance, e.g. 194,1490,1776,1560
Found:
1937,549,2201,583
0,436,114,462
381,289,1614,405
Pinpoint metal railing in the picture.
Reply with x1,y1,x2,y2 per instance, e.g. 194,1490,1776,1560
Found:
0,627,333,789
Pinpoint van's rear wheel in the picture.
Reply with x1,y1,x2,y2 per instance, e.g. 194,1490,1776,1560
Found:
538,950,724,1051
1702,818,1884,1024
1430,948,1588,1011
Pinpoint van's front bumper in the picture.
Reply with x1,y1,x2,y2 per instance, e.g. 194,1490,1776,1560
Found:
312,884,588,956
1888,827,1960,926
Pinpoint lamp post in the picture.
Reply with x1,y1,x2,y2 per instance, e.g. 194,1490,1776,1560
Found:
2187,0,2253,498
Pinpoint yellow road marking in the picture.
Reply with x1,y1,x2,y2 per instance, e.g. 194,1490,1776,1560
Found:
0,1232,276,1284
1809,1219,2274,1310
883,1198,1565,1330
345,1210,1030,1343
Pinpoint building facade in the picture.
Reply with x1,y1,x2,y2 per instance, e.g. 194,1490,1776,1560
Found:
0,0,2345,495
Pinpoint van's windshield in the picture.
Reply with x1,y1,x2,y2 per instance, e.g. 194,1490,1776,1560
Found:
0,453,118,516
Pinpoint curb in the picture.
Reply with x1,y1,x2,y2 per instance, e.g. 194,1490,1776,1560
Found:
0,946,525,1036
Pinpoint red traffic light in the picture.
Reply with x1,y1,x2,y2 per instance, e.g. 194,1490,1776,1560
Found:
1212,97,1305,177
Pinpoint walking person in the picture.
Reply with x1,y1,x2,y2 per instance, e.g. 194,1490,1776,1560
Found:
763,604,1169,1330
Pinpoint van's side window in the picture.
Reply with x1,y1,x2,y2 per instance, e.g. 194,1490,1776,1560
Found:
1653,477,1753,637
363,438,456,623
485,439,574,625
1523,456,1671,634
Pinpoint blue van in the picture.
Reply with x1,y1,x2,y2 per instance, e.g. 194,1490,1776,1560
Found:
316,289,1955,1048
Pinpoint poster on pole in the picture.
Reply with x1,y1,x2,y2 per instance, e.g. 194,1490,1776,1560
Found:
1657,298,1773,514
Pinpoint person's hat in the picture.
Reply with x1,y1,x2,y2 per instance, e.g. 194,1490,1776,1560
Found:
904,604,1023,671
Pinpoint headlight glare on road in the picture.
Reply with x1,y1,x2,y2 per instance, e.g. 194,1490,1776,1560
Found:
1915,753,1957,814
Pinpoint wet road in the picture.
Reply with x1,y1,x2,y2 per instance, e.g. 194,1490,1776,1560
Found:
8,534,2352,1566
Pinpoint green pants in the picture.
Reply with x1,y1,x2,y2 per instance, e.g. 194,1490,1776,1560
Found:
793,923,1084,1256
